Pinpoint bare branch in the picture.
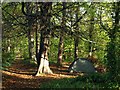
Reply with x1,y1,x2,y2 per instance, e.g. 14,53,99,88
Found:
2,8,27,26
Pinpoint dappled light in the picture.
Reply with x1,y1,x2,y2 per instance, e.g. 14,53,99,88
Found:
2,2,120,89
2,58,78,88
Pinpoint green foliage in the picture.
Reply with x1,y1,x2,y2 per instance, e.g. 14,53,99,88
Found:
20,39,29,60
2,2,119,79
40,73,119,89
115,32,120,80
94,29,109,65
13,36,29,60
2,52,16,69
105,2,120,80
64,37,74,62
2,2,120,89
49,37,59,62
106,31,120,80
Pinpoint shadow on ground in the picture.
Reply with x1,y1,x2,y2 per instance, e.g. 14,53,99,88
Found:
2,58,79,89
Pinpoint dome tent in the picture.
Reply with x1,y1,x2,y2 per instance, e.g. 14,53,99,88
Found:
68,58,96,73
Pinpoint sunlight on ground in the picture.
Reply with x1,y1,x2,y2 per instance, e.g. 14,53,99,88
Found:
1,59,83,88
1,70,77,79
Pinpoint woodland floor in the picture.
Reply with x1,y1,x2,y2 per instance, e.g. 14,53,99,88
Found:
1,58,79,89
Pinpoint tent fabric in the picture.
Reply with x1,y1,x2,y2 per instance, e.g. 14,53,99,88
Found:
68,58,96,73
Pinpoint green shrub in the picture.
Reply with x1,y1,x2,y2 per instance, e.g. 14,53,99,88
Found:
2,52,16,69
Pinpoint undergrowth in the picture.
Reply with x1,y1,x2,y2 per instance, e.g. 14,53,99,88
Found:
2,52,16,70
40,73,120,89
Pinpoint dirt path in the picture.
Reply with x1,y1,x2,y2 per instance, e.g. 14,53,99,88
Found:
2,58,78,89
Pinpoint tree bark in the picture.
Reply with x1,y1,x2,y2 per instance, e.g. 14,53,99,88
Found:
27,26,32,59
26,2,34,60
7,39,11,52
57,2,66,66
74,37,79,60
35,21,38,61
57,34,64,66
36,2,53,75
88,4,94,57
36,31,52,75
74,5,79,60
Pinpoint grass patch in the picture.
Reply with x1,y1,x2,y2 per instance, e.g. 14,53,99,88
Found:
40,73,120,89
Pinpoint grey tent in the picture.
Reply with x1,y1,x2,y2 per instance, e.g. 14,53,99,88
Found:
68,58,96,73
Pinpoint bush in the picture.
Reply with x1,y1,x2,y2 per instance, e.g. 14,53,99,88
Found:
2,52,16,69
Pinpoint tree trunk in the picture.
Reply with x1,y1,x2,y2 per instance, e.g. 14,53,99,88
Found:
74,37,79,60
21,2,38,61
7,39,11,52
36,2,53,76
35,22,38,61
26,2,34,60
57,2,66,66
57,34,64,66
27,20,36,61
74,5,79,60
88,4,94,57
27,28,32,59
35,3,39,62
36,31,53,75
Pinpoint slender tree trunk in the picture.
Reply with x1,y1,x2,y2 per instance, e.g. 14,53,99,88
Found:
31,33,35,59
26,3,34,60
74,5,79,60
27,28,32,59
35,22,38,61
58,35,64,66
57,2,66,66
7,39,11,52
74,37,79,60
88,4,94,57
35,3,39,62
27,25,35,60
